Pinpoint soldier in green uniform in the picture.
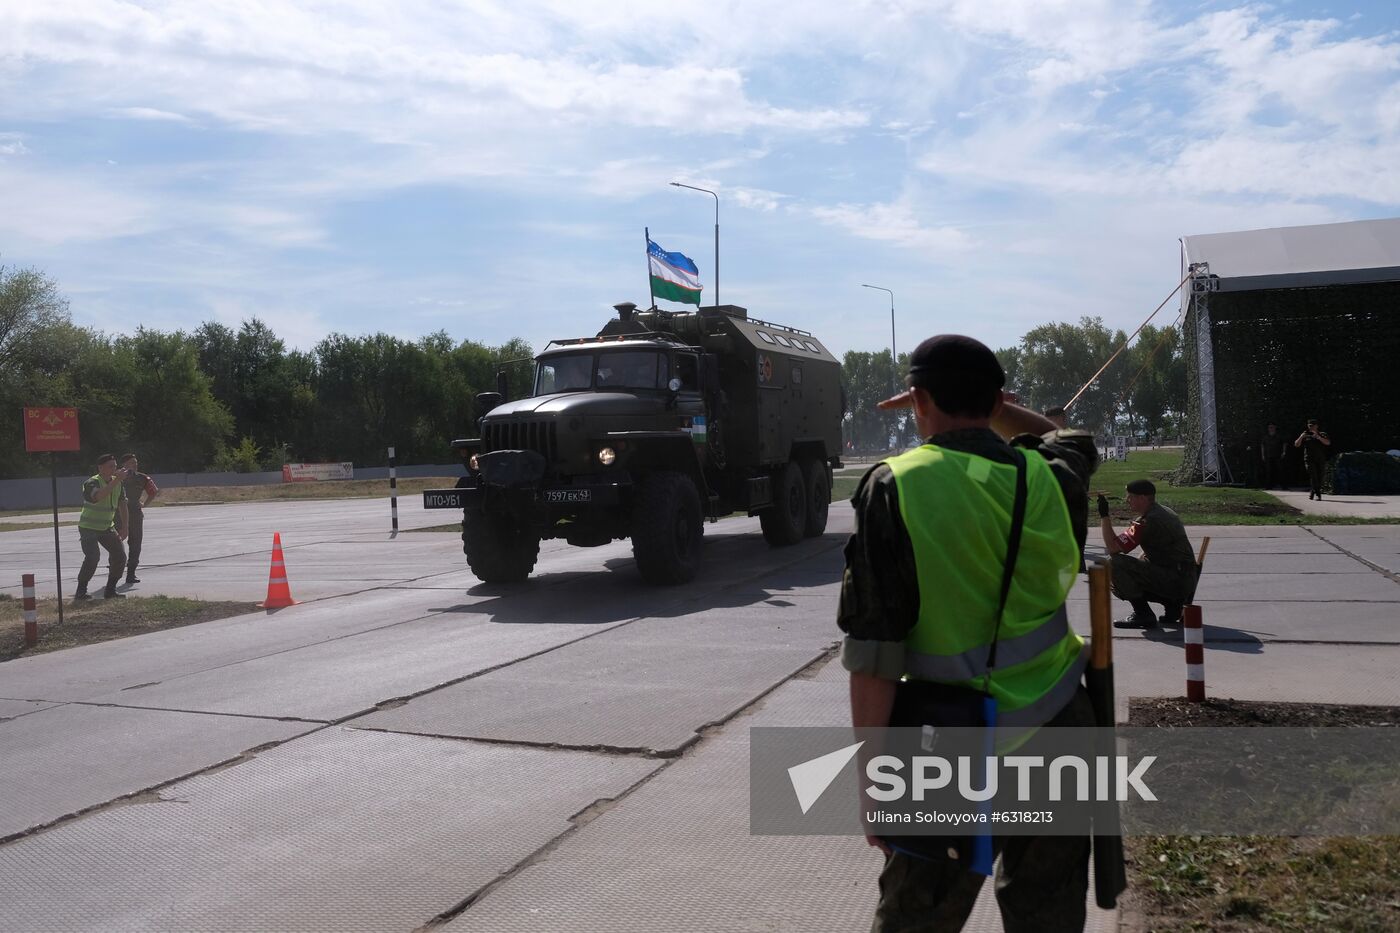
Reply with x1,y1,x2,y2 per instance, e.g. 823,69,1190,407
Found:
75,453,129,601
1100,479,1196,629
119,453,160,585
1258,422,1286,489
840,335,1100,932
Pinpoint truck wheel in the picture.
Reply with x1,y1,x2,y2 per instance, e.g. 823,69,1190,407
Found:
462,513,540,583
632,473,704,585
802,459,830,538
760,460,807,546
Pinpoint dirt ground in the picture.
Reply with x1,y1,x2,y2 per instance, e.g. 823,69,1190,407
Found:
0,595,259,662
1122,698,1400,932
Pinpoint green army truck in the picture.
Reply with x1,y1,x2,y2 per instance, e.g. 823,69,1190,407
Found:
422,302,844,584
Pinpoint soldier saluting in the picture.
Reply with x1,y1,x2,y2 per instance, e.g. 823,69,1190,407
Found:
74,453,129,601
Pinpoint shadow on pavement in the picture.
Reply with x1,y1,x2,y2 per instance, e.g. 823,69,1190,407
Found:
1143,623,1266,654
430,533,842,626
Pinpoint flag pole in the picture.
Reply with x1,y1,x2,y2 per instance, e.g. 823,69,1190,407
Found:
645,227,657,310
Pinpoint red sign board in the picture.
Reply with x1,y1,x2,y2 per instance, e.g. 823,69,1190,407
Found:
23,407,81,452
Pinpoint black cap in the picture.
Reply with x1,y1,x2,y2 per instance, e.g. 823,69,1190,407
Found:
906,334,1005,392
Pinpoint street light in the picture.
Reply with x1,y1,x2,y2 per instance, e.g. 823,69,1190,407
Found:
861,284,897,395
670,182,718,309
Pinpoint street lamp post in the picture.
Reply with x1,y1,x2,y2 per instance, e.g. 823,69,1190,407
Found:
861,284,897,395
669,182,718,309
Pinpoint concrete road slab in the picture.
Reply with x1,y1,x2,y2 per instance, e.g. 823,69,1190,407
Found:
455,677,1116,933
0,698,58,720
1115,639,1400,706
352,620,828,753
1199,553,1373,574
0,728,660,933
1193,572,1400,601
1191,537,1338,554
87,614,632,722
0,587,475,702
0,705,312,840
1066,596,1400,643
0,496,453,598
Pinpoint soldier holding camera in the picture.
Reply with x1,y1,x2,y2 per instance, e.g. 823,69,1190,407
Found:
1294,419,1331,500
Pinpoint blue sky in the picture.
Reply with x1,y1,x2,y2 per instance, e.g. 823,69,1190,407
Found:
3,1,1400,358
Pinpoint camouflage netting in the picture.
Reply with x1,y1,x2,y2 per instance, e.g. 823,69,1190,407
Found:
1175,280,1400,486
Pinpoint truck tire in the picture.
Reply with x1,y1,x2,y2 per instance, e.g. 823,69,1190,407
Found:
802,459,830,538
462,513,540,583
632,472,704,585
760,460,807,546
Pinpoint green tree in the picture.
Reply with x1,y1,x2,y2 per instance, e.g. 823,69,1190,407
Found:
116,328,233,471
0,264,69,370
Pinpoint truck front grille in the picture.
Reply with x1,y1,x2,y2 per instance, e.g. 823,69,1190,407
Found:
483,420,557,461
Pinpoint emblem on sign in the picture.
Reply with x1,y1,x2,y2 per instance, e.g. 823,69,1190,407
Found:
757,353,774,385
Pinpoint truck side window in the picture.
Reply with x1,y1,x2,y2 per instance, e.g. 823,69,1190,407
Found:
676,354,699,391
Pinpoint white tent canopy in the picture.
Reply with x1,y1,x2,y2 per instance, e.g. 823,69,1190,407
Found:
1182,217,1400,293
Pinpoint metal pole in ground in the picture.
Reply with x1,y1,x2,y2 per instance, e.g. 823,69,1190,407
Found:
1183,605,1206,700
388,446,399,534
50,463,64,626
22,573,38,647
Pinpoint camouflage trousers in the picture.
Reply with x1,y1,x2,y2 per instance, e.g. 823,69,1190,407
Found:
870,835,1090,933
869,687,1096,932
1109,553,1192,605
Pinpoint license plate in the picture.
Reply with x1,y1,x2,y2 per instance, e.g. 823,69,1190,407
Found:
544,489,592,503
422,489,467,509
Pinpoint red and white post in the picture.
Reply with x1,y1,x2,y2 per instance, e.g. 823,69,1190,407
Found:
1183,604,1205,701
22,572,38,648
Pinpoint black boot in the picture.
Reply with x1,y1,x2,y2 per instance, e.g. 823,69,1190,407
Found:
1114,598,1158,629
103,588,126,600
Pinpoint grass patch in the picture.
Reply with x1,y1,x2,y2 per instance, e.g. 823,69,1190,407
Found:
0,520,75,533
407,523,462,533
0,594,259,661
1126,698,1400,932
833,449,1398,525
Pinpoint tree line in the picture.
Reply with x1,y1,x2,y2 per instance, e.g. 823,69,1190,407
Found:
5,264,1186,477
2,265,531,478
840,316,1186,451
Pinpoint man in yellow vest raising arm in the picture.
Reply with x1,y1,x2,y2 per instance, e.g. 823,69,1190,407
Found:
75,453,129,601
839,334,1099,932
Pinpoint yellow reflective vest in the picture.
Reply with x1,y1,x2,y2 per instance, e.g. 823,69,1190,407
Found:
885,443,1086,729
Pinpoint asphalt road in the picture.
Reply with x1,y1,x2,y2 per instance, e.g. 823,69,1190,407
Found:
1,495,1397,931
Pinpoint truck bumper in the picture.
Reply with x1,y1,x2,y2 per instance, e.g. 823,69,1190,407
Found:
421,480,629,512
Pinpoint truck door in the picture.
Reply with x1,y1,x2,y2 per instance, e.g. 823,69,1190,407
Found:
674,353,708,461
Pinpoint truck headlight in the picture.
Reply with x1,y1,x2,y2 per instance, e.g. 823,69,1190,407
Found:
469,454,480,471
597,446,616,466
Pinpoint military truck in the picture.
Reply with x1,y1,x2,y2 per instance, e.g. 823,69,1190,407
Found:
422,303,844,585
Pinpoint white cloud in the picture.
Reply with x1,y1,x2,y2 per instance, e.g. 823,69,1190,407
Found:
810,198,974,254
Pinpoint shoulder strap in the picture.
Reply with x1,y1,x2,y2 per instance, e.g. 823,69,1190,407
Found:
986,448,1029,673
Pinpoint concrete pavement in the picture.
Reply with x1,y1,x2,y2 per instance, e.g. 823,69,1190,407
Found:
1,497,1397,931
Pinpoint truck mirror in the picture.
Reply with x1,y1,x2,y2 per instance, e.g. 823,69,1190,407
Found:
476,391,502,416
495,369,510,402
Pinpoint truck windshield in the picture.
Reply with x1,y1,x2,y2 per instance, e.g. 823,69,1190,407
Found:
535,355,594,395
595,351,664,390
533,351,667,395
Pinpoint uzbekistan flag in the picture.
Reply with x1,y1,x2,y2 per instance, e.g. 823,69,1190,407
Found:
648,238,703,305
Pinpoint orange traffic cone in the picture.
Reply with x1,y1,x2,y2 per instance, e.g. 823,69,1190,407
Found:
258,532,298,609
